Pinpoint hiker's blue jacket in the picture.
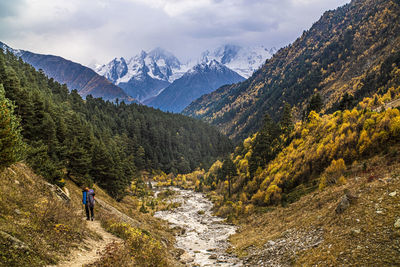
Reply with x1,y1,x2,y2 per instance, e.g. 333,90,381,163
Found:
82,190,87,205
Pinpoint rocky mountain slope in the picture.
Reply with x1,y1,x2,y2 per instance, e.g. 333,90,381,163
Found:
145,60,245,113
0,41,132,102
183,0,400,142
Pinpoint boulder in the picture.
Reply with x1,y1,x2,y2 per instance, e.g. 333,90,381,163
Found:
344,189,358,204
335,195,350,214
336,189,358,214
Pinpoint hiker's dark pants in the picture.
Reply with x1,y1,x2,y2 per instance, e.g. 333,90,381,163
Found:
85,204,94,219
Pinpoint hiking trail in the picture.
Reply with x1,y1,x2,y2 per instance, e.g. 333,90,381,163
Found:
50,220,122,267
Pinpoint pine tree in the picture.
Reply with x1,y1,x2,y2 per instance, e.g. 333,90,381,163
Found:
305,93,323,119
90,141,114,184
249,114,281,176
221,157,236,198
66,137,92,185
0,84,24,169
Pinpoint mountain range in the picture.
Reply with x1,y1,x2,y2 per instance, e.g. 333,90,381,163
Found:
96,45,275,111
183,0,400,142
144,60,245,113
0,41,133,102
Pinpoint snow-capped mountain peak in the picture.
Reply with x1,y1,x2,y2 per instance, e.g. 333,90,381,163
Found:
200,44,276,78
187,59,225,75
96,57,128,83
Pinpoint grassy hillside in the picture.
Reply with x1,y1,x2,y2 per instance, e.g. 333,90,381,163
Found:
183,0,400,142
0,163,88,266
0,163,182,266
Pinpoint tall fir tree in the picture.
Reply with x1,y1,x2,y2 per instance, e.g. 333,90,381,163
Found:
0,84,24,169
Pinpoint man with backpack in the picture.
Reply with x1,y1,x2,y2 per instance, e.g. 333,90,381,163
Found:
82,187,96,221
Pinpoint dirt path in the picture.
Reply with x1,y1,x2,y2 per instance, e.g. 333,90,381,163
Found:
50,220,122,267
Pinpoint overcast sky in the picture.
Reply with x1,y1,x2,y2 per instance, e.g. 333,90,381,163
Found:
0,0,350,68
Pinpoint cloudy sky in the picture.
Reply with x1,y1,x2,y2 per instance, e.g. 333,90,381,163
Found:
0,0,350,67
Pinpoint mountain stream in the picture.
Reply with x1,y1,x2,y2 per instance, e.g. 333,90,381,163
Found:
154,187,243,266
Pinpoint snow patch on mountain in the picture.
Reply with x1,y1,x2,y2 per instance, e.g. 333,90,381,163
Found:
0,41,23,57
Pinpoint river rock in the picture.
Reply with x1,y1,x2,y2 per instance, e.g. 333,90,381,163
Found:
174,248,185,258
180,252,194,263
209,254,218,259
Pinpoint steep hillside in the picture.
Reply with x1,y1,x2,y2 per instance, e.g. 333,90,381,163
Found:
146,60,245,113
183,0,400,142
231,156,400,266
0,41,133,102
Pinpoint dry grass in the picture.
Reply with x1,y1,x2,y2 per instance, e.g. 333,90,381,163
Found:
0,163,89,266
231,150,400,265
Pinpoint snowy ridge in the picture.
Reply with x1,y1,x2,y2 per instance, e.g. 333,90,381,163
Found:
96,48,186,85
0,42,23,57
200,44,276,78
186,59,224,75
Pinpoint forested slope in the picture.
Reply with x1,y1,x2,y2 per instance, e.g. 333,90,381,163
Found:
0,49,232,199
183,0,400,142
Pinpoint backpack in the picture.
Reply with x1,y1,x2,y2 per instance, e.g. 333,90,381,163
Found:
88,189,95,207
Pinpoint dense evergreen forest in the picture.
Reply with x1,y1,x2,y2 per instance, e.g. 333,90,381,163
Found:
0,49,232,199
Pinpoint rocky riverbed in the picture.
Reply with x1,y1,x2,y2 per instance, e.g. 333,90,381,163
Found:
154,187,242,267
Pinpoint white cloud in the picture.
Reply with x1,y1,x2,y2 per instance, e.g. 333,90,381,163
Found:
0,0,350,67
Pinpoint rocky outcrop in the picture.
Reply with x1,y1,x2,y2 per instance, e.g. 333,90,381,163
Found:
45,182,71,203
0,231,31,252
